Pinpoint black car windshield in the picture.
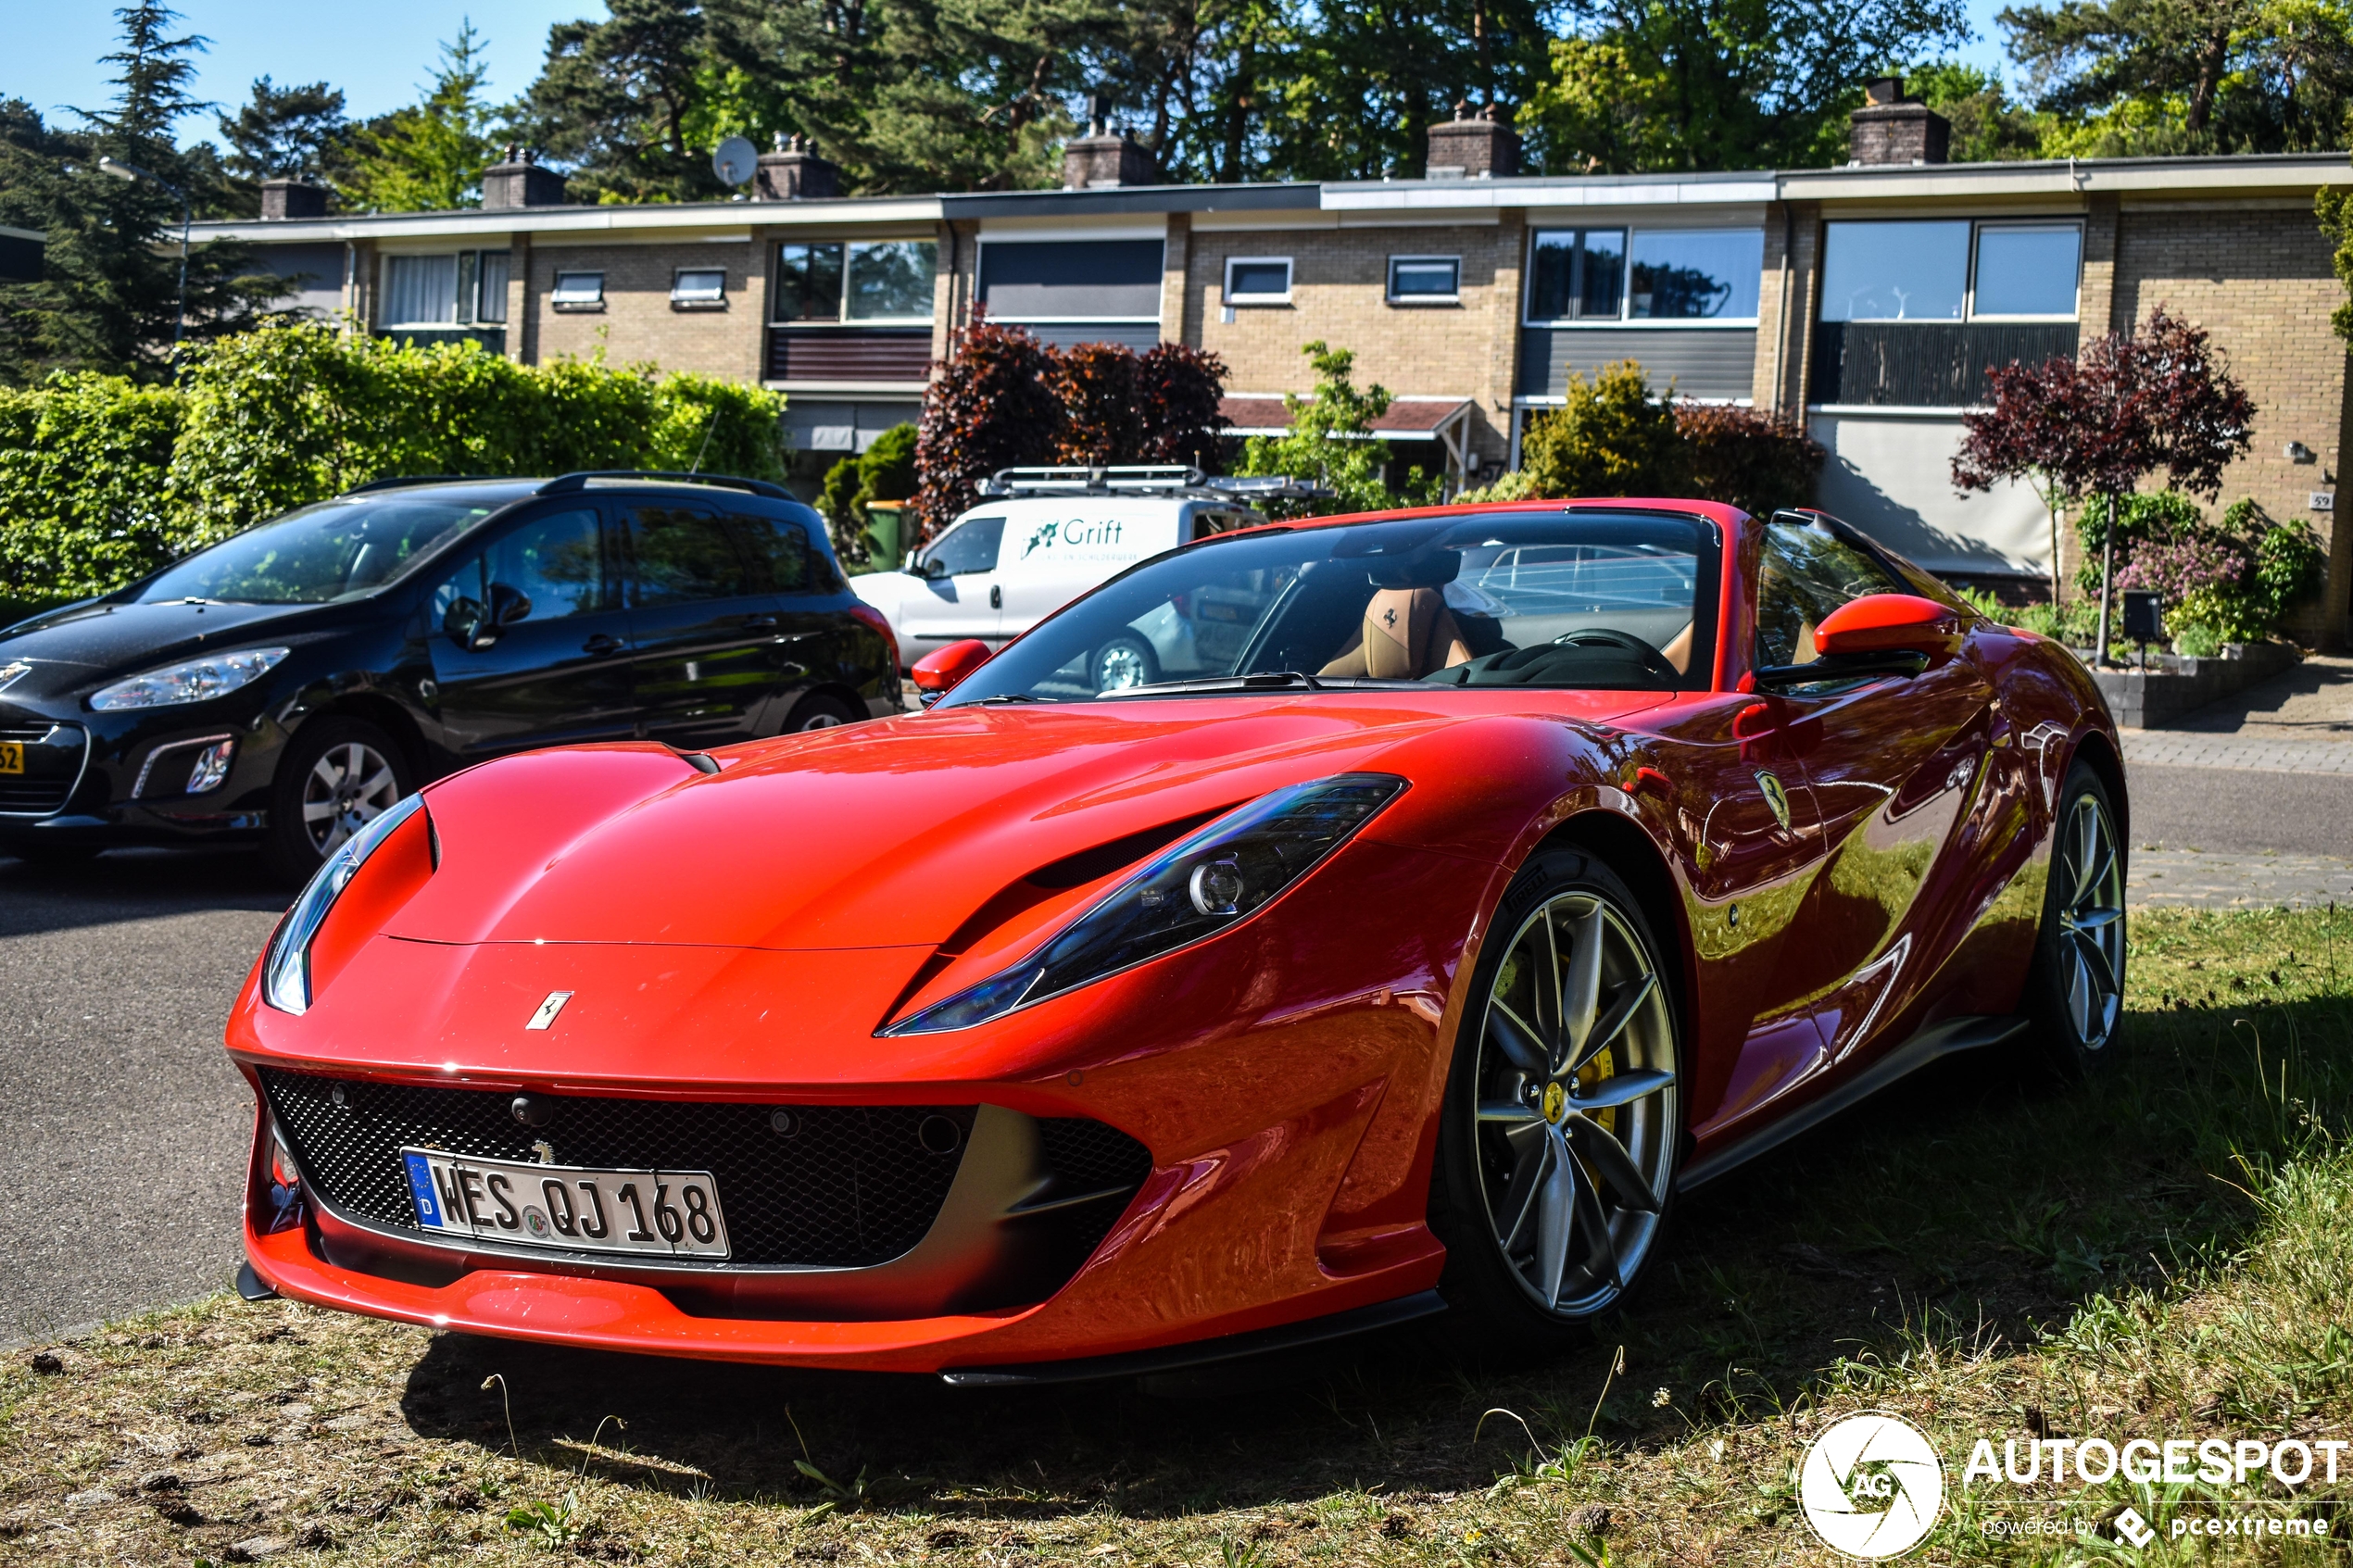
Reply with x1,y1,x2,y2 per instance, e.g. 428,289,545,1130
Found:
938,509,1721,705
136,495,497,604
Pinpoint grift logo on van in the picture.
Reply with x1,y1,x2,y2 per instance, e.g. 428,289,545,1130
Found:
1023,519,1126,558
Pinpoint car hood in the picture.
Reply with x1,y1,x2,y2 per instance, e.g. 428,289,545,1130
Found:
391,691,1664,953
0,598,338,695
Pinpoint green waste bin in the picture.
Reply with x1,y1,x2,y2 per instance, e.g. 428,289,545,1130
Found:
862,501,905,570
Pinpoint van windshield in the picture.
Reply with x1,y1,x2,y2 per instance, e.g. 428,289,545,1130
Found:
937,509,1720,703
138,495,495,604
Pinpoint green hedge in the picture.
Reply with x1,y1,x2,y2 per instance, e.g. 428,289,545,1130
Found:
0,320,789,601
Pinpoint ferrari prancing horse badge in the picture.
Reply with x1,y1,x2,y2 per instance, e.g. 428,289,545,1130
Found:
1755,770,1793,833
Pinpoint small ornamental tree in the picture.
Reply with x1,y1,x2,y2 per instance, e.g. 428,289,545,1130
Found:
911,312,1063,544
1135,343,1230,470
1051,342,1144,466
1233,341,1426,518
1954,306,2253,664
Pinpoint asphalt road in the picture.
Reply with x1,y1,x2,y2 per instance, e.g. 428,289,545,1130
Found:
0,757,2341,1344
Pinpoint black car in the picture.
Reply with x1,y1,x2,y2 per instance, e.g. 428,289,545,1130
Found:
0,471,898,878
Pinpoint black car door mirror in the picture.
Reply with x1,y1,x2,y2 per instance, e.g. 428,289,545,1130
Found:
487,582,535,628
918,556,951,581
443,596,487,647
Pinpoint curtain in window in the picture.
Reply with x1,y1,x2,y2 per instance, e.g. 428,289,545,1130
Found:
384,255,458,325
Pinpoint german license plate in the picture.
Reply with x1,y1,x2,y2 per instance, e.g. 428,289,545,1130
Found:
401,1148,730,1260
0,743,20,775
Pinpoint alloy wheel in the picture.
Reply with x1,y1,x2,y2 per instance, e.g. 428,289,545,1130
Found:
1472,890,1678,1318
2054,789,2125,1049
795,710,848,731
301,741,400,857
1093,640,1151,692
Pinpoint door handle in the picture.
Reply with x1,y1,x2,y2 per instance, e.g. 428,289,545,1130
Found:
989,585,1002,609
582,633,625,657
741,614,779,632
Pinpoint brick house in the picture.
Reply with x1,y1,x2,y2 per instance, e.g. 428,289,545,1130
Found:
195,107,2353,647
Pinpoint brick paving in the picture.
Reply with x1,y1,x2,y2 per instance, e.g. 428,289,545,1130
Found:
2127,847,2353,909
2121,732,2353,772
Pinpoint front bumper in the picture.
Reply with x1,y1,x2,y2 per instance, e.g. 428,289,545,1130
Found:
0,697,287,847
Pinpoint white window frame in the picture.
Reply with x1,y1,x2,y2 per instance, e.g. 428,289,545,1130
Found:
1965,220,2084,323
1223,256,1294,306
551,270,606,311
1523,227,1764,329
842,239,938,324
1387,255,1462,306
671,267,729,309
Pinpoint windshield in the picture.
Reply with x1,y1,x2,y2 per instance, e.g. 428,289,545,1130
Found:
938,509,1720,706
136,495,497,604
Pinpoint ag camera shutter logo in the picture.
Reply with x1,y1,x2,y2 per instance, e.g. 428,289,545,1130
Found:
1799,1411,1945,1559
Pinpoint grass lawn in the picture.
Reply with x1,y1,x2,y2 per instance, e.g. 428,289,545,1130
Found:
4,905,2349,1566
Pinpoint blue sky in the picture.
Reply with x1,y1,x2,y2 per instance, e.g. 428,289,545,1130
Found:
6,0,2018,140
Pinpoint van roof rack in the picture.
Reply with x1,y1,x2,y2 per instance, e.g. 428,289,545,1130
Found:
977,465,1332,501
536,470,792,500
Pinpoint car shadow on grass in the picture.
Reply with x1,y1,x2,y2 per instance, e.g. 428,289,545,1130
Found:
385,944,2353,1526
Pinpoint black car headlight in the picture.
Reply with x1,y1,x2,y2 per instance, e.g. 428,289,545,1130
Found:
885,773,1407,1036
263,793,428,1015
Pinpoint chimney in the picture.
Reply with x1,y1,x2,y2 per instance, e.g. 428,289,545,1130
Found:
1846,76,1950,166
258,178,329,220
481,145,569,209
1062,93,1159,189
1425,100,1519,180
754,133,841,201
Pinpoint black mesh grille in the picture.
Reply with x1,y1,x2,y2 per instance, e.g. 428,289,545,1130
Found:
0,722,82,815
1035,1117,1155,1262
260,1069,975,1268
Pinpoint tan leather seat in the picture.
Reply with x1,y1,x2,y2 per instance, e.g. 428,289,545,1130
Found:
1319,587,1475,679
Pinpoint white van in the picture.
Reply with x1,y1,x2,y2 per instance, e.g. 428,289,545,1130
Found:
853,468,1307,690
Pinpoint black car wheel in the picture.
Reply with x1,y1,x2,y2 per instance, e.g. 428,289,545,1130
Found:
781,691,862,732
1090,634,1159,694
263,718,414,883
1428,847,1683,1355
2022,761,2126,1078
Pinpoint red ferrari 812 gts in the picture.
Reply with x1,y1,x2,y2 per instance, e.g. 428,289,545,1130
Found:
228,500,2126,1381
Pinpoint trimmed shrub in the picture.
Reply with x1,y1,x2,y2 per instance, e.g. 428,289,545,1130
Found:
0,371,184,601
0,320,789,603
1135,343,1230,470
2112,495,2324,645
1052,342,1145,466
1518,361,1681,497
1675,402,1822,517
816,423,918,563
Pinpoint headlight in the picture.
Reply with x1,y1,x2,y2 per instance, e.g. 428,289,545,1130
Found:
91,646,288,709
263,792,428,1015
885,773,1406,1036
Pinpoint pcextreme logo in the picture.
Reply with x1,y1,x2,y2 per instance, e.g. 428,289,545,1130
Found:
1798,1412,1945,1559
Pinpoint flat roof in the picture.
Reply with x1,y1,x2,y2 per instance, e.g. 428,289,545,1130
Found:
187,150,2353,245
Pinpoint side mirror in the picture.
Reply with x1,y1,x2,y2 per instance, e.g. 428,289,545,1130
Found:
912,638,991,702
1749,594,1961,692
1814,593,1963,660
917,556,952,582
486,581,534,629
442,596,485,646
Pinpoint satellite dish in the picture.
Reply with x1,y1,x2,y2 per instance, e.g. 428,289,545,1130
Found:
712,135,759,186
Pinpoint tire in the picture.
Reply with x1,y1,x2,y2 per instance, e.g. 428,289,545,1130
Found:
2021,761,2126,1078
261,718,414,884
779,691,863,732
1428,847,1684,1357
1089,634,1159,694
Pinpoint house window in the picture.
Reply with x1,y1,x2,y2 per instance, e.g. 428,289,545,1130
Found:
1389,256,1460,303
1629,230,1763,320
671,268,728,308
846,241,935,320
383,251,510,327
1972,224,2082,319
774,240,937,324
1527,230,1627,321
1820,220,2082,323
551,270,605,310
1225,257,1292,303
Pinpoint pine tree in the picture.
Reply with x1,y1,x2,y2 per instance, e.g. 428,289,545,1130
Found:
0,5,280,383
344,22,507,212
